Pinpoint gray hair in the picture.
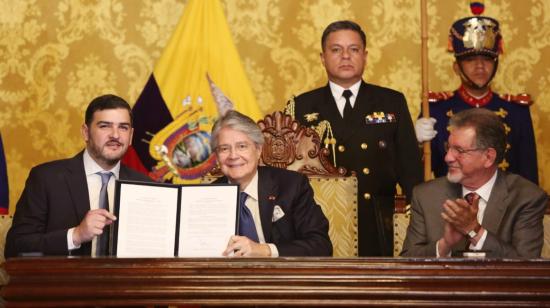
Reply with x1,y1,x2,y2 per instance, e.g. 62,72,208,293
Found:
211,110,264,150
449,108,506,164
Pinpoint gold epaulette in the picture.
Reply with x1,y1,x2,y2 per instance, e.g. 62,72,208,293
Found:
499,93,533,106
428,91,453,103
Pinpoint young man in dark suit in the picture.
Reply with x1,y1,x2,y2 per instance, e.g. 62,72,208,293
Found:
212,110,332,257
5,94,150,258
290,20,422,256
401,108,547,258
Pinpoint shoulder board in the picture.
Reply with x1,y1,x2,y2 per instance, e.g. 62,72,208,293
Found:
499,93,533,106
428,91,453,103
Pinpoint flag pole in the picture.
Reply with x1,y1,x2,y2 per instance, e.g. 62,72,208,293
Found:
420,0,431,181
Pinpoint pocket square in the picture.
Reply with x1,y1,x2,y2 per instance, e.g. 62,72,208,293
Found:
272,205,285,222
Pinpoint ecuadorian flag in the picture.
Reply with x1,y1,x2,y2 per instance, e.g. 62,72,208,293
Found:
123,0,262,183
0,133,8,215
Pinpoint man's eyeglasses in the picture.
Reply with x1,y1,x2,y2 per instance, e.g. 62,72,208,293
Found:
215,142,252,155
444,143,485,156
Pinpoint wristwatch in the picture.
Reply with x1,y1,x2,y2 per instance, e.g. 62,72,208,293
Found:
467,224,482,239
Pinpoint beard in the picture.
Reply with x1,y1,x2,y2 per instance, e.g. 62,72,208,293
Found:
446,170,463,183
88,140,125,167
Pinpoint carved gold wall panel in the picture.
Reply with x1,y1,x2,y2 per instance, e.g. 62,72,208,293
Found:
1,0,549,213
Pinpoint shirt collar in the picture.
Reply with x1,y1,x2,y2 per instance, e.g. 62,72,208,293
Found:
243,170,259,201
457,85,493,107
329,80,361,99
228,170,259,201
462,169,498,202
83,149,121,179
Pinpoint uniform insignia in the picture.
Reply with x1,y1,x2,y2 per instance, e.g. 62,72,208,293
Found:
428,91,453,103
365,112,397,124
499,93,533,106
503,123,511,135
494,108,508,118
498,159,509,171
304,112,319,122
446,110,454,118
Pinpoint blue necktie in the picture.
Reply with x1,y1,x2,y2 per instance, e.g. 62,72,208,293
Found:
96,172,112,256
238,192,259,242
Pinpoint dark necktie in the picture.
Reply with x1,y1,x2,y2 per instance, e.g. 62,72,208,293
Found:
465,192,478,205
97,172,112,256
463,192,479,251
342,89,353,119
238,192,259,242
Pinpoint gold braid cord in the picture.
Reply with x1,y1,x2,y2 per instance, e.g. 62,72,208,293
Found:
285,96,337,166
284,96,296,118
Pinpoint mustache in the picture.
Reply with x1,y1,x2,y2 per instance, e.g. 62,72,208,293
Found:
105,139,122,146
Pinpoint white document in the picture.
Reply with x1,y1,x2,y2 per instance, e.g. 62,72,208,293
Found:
113,181,238,258
178,185,238,257
115,182,179,257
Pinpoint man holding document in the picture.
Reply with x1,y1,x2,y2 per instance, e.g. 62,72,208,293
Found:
212,110,333,257
5,94,150,258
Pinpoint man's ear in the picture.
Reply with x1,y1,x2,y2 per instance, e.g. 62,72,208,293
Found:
484,147,498,168
81,124,89,142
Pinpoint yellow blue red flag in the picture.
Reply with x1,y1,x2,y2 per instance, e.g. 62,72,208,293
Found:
123,0,262,183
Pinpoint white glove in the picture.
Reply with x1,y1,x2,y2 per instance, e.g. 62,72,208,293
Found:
415,117,437,142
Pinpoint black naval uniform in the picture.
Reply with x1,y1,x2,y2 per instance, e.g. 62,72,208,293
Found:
293,81,423,256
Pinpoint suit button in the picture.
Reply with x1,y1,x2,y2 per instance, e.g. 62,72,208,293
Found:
338,145,345,152
361,143,368,150
362,168,370,175
364,193,371,200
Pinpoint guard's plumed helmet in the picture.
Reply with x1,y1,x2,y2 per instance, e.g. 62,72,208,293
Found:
448,1,503,60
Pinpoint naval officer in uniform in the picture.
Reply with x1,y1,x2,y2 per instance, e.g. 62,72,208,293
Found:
290,20,423,256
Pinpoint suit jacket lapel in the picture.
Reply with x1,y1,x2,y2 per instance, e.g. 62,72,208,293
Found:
119,165,132,179
257,167,276,242
65,152,91,222
481,171,508,234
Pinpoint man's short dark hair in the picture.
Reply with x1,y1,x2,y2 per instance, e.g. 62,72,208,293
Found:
85,94,133,126
449,108,506,164
321,20,367,51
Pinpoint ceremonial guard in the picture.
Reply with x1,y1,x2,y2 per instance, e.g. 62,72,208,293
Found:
415,2,539,184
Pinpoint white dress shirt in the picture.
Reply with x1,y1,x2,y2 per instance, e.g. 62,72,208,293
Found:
67,149,121,256
329,80,361,117
462,170,498,250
